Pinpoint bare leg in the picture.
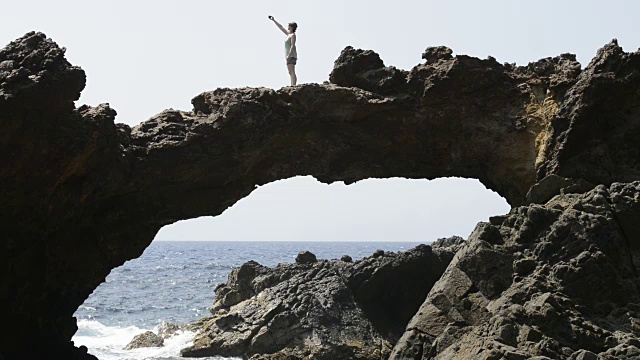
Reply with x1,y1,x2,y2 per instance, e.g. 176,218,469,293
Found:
287,63,297,86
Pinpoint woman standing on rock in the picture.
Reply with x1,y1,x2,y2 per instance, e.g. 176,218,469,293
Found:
268,15,298,86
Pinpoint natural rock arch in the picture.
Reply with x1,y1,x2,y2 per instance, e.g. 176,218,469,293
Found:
2,32,639,359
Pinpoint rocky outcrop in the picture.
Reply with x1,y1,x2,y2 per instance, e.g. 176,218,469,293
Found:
430,235,466,251
124,322,200,351
295,251,318,264
124,331,164,350
2,29,640,360
156,322,199,339
536,40,640,184
390,182,640,359
182,243,461,359
421,46,454,63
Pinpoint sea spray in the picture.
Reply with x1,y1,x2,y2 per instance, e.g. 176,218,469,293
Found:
73,319,238,360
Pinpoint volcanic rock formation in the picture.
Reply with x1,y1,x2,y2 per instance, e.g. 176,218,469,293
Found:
181,242,461,359
390,183,640,359
2,30,640,360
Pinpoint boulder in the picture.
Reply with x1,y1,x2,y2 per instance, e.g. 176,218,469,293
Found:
295,251,317,264
422,46,453,63
124,331,164,350
328,46,408,94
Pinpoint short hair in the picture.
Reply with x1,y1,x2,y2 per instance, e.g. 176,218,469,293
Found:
288,22,298,32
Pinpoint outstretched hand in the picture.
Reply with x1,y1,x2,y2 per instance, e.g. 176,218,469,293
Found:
268,15,274,20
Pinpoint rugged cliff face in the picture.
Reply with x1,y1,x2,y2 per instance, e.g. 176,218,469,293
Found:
390,182,640,359
1,31,639,359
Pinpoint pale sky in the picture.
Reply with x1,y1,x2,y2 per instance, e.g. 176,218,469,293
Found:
4,1,638,241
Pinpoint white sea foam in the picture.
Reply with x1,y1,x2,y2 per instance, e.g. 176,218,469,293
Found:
73,319,238,360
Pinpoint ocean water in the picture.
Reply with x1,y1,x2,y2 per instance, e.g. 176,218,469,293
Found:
73,241,425,360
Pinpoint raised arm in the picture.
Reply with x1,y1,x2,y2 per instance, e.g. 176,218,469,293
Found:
269,16,289,36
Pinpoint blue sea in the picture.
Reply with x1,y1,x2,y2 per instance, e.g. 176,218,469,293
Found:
72,241,425,360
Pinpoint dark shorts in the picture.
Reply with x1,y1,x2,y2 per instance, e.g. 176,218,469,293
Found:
287,57,297,65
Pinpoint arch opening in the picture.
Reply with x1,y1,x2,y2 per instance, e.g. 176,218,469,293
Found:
72,176,509,358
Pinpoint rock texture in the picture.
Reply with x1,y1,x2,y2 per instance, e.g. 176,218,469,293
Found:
124,331,164,350
390,183,640,359
2,30,640,360
156,322,199,339
124,322,199,350
182,242,461,359
296,251,318,264
536,40,640,184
